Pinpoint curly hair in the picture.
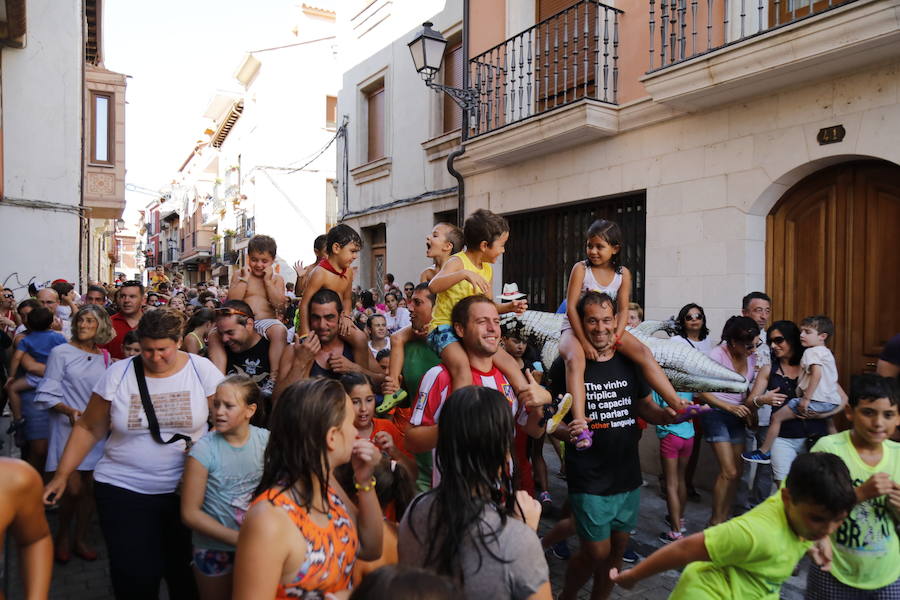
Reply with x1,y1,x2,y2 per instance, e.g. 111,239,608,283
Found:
72,304,115,345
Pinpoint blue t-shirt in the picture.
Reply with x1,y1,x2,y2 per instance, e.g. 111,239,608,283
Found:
653,391,695,439
188,425,269,551
17,330,67,364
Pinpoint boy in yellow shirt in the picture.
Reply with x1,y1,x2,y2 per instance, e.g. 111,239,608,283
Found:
609,452,855,599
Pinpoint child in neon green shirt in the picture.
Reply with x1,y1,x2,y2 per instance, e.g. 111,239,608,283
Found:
808,373,900,596
609,452,855,599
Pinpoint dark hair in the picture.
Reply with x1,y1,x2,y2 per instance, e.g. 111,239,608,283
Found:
17,298,40,314
462,209,508,251
310,288,343,315
436,222,464,255
247,234,277,258
849,373,899,408
801,315,835,341
326,224,362,255
375,348,391,362
185,308,216,333
120,280,145,295
785,452,856,516
123,330,140,346
676,303,710,341
349,564,460,600
340,371,373,395
385,273,395,284
313,234,328,253
198,291,215,303
741,291,771,311
87,285,107,298
136,308,186,341
334,454,416,523
576,291,616,320
409,386,517,585
219,374,262,406
413,282,436,306
51,281,74,298
450,294,495,329
255,378,349,512
26,307,53,331
720,315,759,346
767,320,804,366
360,290,375,310
403,281,415,290
385,292,400,304
219,300,255,326
585,219,624,271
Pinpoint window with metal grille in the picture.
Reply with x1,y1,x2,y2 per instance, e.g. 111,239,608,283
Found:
502,193,645,312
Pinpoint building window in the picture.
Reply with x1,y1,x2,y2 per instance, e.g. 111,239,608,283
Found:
442,41,463,134
326,179,338,229
326,96,338,129
90,91,114,165
366,83,385,162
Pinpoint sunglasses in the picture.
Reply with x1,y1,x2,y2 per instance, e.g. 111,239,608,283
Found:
744,341,763,351
684,313,703,321
769,336,786,345
214,307,252,319
121,280,143,287
404,287,414,292
2,294,14,299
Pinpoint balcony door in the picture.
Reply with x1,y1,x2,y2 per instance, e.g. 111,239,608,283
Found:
769,0,854,27
767,160,900,387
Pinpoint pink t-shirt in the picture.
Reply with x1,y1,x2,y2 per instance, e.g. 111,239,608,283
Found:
708,344,755,406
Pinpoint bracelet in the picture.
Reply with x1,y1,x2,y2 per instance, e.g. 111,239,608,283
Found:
753,396,762,408
354,477,377,492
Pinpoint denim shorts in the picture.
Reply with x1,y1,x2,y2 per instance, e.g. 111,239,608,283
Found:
771,437,807,482
427,324,459,356
701,407,745,445
20,389,49,441
192,547,235,577
570,488,641,542
785,397,838,416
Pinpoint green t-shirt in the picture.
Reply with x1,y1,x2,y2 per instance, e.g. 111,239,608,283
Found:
671,493,812,599
812,430,900,589
402,340,441,494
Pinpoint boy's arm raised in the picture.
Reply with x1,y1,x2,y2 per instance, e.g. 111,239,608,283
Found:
428,257,489,295
610,532,709,590
228,267,250,300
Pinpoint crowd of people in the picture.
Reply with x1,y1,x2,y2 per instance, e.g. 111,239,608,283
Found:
1,210,899,600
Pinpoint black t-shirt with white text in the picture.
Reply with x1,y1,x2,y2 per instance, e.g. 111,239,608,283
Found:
549,352,650,496
225,337,271,388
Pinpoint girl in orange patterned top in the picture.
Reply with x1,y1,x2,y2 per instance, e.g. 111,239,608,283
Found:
233,378,384,600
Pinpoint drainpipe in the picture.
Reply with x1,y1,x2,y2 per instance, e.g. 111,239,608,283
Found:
447,148,466,228
446,0,472,228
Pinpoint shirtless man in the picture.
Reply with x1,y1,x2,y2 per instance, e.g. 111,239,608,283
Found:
0,457,52,600
210,235,287,397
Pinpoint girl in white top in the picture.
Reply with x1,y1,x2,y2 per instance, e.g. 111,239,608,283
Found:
383,291,411,335
559,220,687,450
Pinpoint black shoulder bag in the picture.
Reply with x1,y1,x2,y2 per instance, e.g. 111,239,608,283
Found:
133,356,194,450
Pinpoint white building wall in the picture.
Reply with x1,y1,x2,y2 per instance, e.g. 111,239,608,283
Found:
0,0,83,297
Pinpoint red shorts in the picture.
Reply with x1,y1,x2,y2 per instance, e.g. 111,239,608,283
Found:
659,433,694,459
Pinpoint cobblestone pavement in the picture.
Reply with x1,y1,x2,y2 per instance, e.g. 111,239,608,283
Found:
2,419,808,599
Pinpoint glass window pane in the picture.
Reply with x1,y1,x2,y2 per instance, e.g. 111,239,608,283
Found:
95,95,109,162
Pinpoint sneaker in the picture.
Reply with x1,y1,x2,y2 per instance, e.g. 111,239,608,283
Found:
548,540,571,560
260,378,276,399
545,393,573,434
622,549,639,563
376,389,408,414
664,515,687,533
741,449,772,464
658,530,683,544
539,491,552,506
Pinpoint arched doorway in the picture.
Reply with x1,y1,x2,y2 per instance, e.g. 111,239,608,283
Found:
766,160,900,386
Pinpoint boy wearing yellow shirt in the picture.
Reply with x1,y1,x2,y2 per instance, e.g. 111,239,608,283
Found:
609,452,855,599
808,373,900,598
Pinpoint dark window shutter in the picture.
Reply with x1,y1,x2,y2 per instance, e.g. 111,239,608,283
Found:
538,0,581,21
367,86,385,162
442,42,463,133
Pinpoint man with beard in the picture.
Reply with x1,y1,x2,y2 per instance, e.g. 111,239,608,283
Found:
214,300,271,391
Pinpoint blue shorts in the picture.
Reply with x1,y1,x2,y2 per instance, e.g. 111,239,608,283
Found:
785,397,838,416
427,324,459,356
20,389,49,441
192,547,235,577
701,407,745,445
569,488,641,542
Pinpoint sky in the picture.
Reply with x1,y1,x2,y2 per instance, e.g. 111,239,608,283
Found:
104,0,302,227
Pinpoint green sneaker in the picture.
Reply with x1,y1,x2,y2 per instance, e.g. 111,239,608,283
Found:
546,393,573,435
376,389,409,414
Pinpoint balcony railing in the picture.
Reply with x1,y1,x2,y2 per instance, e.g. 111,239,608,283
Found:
648,0,857,71
469,0,622,137
166,249,180,263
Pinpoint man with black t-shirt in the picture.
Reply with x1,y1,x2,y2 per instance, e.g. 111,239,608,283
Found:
214,300,271,391
550,291,674,600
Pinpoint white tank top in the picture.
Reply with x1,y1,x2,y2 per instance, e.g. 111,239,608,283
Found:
582,262,622,301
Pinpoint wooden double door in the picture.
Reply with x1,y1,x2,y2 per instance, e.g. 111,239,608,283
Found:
767,161,900,387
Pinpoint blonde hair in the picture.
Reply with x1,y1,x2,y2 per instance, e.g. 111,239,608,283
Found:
628,302,643,321
219,374,261,406
73,305,115,345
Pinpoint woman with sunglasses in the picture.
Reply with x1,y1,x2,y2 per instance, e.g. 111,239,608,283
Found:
696,316,759,525
0,286,20,337
743,320,841,488
672,303,713,355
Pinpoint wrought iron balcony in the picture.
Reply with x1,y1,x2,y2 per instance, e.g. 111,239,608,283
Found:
469,0,623,137
648,0,858,71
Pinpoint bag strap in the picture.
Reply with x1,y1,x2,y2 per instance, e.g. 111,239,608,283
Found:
133,356,194,450
101,348,110,368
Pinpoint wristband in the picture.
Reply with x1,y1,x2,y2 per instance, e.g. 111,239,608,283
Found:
354,477,377,493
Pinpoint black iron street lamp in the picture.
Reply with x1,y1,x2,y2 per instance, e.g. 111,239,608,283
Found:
407,21,477,112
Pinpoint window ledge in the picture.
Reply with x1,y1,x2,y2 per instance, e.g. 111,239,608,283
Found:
421,130,462,163
350,156,392,184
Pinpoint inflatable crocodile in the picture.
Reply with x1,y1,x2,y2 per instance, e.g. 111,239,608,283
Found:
501,311,749,394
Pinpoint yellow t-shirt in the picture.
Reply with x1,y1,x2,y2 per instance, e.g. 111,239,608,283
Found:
429,251,492,330
812,431,900,590
670,493,812,599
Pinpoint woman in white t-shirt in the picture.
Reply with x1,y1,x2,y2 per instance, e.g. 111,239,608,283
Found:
43,308,224,600
383,291,411,335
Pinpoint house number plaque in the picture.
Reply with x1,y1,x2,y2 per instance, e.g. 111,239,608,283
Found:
817,125,845,145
